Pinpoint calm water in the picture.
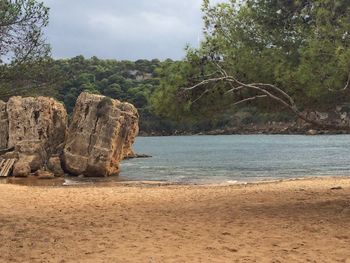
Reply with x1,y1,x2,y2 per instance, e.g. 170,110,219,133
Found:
120,135,350,183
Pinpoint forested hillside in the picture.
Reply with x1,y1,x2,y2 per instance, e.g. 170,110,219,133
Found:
0,57,179,134
0,55,302,134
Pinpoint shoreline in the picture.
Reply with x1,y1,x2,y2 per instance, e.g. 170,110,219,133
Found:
138,132,350,137
138,126,350,137
0,175,350,188
2,174,350,188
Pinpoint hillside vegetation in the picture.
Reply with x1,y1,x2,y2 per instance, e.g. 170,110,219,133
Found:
0,57,174,133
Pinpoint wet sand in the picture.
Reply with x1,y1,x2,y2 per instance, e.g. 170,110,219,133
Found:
0,177,350,262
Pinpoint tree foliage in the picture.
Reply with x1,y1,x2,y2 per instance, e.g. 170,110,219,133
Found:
0,0,50,64
151,0,350,121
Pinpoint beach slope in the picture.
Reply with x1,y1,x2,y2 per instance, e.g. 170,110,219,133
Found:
0,177,350,262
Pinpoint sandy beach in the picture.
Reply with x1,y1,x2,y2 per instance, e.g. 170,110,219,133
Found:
0,177,350,263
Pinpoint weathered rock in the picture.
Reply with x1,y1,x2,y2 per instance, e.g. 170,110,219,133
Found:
2,151,18,159
7,96,67,155
13,161,30,177
62,92,139,177
14,140,47,172
120,102,139,159
0,100,8,149
5,96,67,174
35,170,55,179
48,156,64,176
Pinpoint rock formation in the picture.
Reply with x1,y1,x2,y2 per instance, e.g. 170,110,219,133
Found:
0,100,8,149
119,102,139,159
2,96,68,176
0,93,138,177
62,92,139,177
7,96,67,154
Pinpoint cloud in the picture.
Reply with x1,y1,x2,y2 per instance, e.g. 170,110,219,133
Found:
42,0,207,60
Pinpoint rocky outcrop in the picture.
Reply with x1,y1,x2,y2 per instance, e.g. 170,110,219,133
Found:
62,92,139,177
0,100,8,149
1,96,68,176
0,93,138,177
7,96,67,155
119,102,139,159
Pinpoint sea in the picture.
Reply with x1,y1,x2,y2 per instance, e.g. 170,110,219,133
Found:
119,135,350,184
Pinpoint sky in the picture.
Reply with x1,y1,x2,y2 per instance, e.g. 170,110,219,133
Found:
42,0,219,61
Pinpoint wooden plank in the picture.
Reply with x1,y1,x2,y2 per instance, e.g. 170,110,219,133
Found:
0,159,9,177
2,159,10,177
3,159,12,177
6,159,16,177
0,159,5,169
0,159,16,177
0,159,5,177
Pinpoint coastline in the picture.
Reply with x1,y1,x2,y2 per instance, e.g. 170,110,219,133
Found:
138,123,350,136
3,174,350,187
1,176,350,262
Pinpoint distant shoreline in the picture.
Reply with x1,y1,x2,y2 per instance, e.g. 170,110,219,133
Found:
138,129,350,137
139,122,350,136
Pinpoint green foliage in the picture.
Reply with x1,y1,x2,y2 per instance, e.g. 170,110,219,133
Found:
151,0,350,121
0,56,168,132
0,0,50,64
202,0,350,103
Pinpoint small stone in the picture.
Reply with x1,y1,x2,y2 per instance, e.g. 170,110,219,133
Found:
12,161,30,177
35,170,55,179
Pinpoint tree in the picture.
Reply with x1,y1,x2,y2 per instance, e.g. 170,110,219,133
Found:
152,0,350,129
0,0,50,65
103,83,122,99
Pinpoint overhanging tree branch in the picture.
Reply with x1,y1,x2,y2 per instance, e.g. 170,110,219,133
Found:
185,64,350,131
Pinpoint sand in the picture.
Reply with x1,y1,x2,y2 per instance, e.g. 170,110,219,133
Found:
0,177,350,263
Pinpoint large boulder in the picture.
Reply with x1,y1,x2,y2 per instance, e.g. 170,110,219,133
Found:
0,100,8,149
62,92,139,177
5,96,67,176
7,96,67,155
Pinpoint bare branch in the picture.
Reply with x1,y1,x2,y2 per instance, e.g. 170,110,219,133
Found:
232,95,268,106
191,89,209,104
213,61,227,77
184,65,350,130
225,85,245,94
183,76,229,91
250,82,295,106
